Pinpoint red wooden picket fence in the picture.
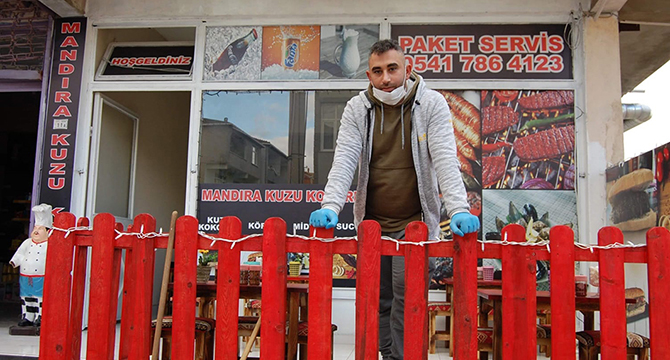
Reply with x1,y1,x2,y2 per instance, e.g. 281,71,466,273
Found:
38,212,670,360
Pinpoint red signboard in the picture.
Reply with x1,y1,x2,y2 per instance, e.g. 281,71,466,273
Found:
38,18,86,214
391,24,573,80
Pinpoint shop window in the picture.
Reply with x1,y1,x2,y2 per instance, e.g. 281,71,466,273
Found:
199,90,356,187
197,90,358,238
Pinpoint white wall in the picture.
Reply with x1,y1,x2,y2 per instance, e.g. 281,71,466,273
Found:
85,0,581,22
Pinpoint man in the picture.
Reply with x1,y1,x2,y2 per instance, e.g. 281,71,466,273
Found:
309,39,479,359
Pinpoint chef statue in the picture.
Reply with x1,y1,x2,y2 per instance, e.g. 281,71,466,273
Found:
9,203,52,328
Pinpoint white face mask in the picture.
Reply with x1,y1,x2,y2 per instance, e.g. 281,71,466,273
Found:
372,80,407,106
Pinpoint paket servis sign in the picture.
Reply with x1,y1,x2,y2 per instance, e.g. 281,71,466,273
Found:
391,24,573,80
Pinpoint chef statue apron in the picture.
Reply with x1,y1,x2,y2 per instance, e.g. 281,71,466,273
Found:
9,203,52,327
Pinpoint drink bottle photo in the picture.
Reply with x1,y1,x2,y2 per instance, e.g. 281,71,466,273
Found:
282,37,301,70
213,29,258,71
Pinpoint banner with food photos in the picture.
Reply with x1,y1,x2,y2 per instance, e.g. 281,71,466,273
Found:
203,24,380,81
435,89,578,243
605,151,660,233
655,144,670,231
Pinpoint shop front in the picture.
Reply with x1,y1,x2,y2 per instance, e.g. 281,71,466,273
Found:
3,0,639,354
73,13,593,336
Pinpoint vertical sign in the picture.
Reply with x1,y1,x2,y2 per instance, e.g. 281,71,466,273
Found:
39,18,86,214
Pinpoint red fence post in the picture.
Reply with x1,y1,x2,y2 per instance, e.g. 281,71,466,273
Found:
85,213,119,360
501,223,536,360
356,220,381,360
308,226,334,360
403,221,429,360
261,217,287,360
646,227,670,358
172,215,199,359
68,217,89,360
216,216,242,360
128,214,156,360
598,226,627,360
119,226,136,360
549,225,576,358
108,229,123,360
40,212,76,360
452,231,479,360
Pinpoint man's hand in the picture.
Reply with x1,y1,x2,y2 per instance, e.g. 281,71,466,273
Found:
309,209,339,229
450,212,480,237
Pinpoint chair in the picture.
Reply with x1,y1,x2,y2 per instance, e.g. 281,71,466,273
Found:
576,330,650,360
238,316,338,360
242,299,262,346
476,325,551,359
537,309,551,354
476,328,493,360
536,323,551,357
427,301,451,353
150,316,215,360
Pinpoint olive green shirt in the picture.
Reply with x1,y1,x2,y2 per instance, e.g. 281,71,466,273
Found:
365,80,422,232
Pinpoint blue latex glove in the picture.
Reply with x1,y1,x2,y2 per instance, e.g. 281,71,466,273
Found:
309,209,339,229
450,212,480,237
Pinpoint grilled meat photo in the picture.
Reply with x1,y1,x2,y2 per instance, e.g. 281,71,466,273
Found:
443,92,481,148
482,156,506,187
513,125,575,162
518,90,574,110
482,106,519,135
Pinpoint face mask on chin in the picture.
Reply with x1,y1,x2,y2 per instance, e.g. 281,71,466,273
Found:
372,79,407,106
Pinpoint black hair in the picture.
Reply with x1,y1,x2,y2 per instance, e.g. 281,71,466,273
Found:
369,39,404,56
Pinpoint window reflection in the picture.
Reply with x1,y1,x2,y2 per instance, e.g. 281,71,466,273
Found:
200,90,357,186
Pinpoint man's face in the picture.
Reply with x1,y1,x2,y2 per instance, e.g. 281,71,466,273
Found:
366,49,412,92
31,225,48,243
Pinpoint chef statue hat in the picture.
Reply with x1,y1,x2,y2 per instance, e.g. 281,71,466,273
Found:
32,203,53,228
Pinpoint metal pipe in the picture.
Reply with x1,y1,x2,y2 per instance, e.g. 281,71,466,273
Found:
622,103,652,121
622,103,652,131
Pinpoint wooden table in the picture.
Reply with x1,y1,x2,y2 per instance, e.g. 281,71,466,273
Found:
444,278,502,302
170,281,309,359
477,288,635,360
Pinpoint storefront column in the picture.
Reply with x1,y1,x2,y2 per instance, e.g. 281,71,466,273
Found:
582,16,624,243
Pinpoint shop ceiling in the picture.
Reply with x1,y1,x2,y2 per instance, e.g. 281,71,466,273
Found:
38,0,670,95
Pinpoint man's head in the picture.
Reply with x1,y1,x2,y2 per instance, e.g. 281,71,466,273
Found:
366,39,412,92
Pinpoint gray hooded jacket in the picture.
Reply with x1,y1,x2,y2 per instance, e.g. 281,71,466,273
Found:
321,74,470,240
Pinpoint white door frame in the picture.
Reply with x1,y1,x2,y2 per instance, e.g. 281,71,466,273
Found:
86,93,139,228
